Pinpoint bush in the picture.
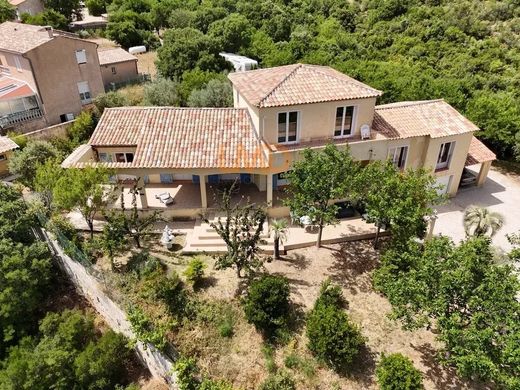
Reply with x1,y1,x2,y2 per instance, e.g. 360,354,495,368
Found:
93,91,129,115
306,280,364,371
174,357,199,390
184,257,206,286
143,78,180,106
242,275,291,337
376,353,424,390
144,271,188,318
187,78,233,107
67,111,96,144
8,140,60,187
86,0,106,16
258,371,296,390
126,250,163,277
7,131,27,149
199,379,234,390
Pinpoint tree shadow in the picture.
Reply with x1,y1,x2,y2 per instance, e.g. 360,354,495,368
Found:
345,344,377,387
327,240,381,295
276,252,312,271
194,275,218,290
411,343,491,390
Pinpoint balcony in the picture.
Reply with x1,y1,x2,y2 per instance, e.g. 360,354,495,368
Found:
0,107,44,129
0,66,11,76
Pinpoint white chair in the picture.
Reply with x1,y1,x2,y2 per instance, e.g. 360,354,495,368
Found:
155,192,174,205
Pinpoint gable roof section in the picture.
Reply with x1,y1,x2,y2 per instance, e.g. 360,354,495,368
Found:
0,136,18,154
373,100,479,139
228,64,382,108
98,48,137,66
466,136,496,165
89,107,268,169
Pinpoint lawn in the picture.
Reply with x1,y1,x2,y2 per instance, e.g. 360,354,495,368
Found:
89,235,484,389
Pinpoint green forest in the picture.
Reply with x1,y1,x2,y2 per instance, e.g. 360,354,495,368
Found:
101,0,520,161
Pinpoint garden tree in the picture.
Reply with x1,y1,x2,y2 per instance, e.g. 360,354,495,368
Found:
306,279,364,371
359,161,441,248
0,310,132,389
376,353,423,390
67,111,96,145
178,69,224,105
269,218,288,260
104,183,162,248
100,212,127,270
143,78,180,106
187,78,233,107
0,240,52,357
207,13,253,53
463,205,504,237
93,90,129,114
0,0,15,22
105,7,160,49
33,158,63,212
284,144,359,248
53,166,113,239
205,182,267,278
373,236,520,388
8,140,60,187
21,9,69,29
86,0,110,16
507,231,520,261
156,27,222,80
43,0,82,21
242,275,291,338
0,184,35,243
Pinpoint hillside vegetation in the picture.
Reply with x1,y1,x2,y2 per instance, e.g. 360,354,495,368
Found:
102,0,520,160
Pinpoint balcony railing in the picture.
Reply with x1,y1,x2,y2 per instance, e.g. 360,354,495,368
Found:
0,107,44,129
0,65,10,76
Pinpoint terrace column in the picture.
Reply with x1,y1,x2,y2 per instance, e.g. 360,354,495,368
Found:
200,175,207,209
137,176,148,209
476,161,492,187
266,174,273,206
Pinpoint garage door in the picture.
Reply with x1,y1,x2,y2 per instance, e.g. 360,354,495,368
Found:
435,175,452,195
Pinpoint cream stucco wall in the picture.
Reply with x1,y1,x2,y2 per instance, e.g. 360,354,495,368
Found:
255,97,377,145
0,150,14,177
0,51,38,92
15,0,44,17
100,60,138,88
26,36,104,125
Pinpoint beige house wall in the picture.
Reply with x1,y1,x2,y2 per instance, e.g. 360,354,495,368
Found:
254,97,377,145
0,51,38,92
0,150,14,177
15,0,44,16
100,60,138,88
233,86,260,137
26,36,104,125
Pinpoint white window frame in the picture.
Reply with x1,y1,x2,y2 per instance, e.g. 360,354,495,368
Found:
333,105,357,138
14,56,22,72
98,152,113,162
277,111,300,144
77,81,92,105
388,145,409,170
436,141,455,170
114,152,134,163
75,49,87,64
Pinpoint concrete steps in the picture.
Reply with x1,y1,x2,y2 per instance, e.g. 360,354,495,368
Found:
182,217,279,255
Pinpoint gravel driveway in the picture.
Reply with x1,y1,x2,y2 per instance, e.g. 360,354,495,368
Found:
433,166,520,251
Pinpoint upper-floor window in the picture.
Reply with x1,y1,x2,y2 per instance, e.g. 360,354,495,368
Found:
436,141,455,170
115,152,134,163
111,66,117,74
334,106,354,137
75,49,87,64
278,111,298,143
98,152,112,162
14,56,22,72
77,81,91,105
388,145,408,170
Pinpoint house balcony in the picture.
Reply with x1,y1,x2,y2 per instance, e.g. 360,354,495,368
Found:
0,107,44,129
0,66,11,76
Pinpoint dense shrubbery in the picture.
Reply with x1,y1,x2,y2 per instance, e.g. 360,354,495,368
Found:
376,353,423,390
258,370,296,390
174,357,234,390
242,275,291,337
306,280,364,371
184,257,207,286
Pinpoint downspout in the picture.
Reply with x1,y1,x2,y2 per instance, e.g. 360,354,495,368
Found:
22,52,47,122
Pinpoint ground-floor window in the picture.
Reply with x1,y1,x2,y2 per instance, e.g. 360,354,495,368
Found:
388,145,408,170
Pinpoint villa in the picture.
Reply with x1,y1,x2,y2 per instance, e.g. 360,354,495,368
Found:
63,64,496,221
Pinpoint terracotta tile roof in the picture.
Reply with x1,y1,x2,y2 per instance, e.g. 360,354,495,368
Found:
373,100,479,139
61,144,94,168
0,76,35,100
466,136,496,165
98,48,137,66
0,136,18,154
228,64,382,108
88,107,268,169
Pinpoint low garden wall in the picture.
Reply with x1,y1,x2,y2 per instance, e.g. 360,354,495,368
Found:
38,227,177,388
23,120,75,140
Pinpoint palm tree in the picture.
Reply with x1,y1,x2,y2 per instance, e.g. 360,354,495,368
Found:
463,205,504,237
270,218,288,260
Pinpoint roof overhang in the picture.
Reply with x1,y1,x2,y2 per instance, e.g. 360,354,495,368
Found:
465,136,496,166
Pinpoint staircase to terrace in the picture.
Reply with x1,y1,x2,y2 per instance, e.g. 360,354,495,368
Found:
182,214,276,254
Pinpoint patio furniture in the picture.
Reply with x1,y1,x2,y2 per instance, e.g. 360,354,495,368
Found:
155,192,174,205
334,201,356,219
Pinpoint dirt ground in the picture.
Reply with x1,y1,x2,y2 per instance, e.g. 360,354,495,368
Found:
173,241,486,390
137,51,158,78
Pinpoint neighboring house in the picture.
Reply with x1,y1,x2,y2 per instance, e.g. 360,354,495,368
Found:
0,22,104,133
8,0,44,20
97,48,138,90
0,135,18,177
63,64,496,218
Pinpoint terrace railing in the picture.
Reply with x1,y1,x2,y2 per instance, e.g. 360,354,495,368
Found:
0,107,43,129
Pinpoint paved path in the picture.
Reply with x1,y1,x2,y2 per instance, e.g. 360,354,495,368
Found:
434,167,520,251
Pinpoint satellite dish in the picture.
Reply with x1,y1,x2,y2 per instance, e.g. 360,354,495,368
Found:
360,124,371,139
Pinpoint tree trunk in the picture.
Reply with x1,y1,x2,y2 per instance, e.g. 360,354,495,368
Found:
87,219,94,240
274,238,280,260
236,266,242,278
316,224,323,248
374,225,381,249
134,234,141,249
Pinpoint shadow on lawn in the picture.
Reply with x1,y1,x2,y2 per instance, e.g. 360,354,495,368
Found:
326,240,381,295
275,252,312,271
411,343,491,390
